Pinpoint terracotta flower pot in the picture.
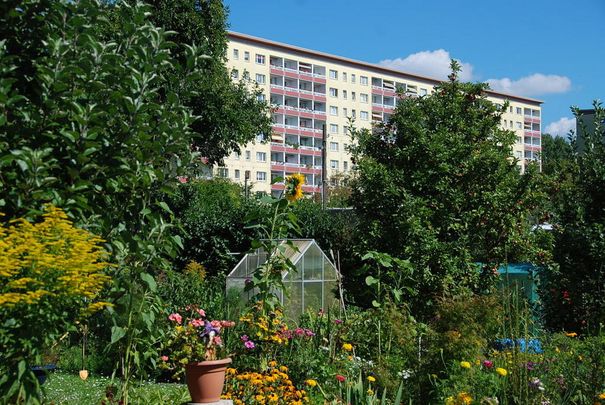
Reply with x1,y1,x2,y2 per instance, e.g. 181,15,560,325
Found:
185,358,232,403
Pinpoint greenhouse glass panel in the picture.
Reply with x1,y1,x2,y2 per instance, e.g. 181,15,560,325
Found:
304,244,323,280
303,282,323,312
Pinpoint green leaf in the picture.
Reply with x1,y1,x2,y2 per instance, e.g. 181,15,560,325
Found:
140,272,157,292
372,300,381,308
110,326,126,344
365,276,379,286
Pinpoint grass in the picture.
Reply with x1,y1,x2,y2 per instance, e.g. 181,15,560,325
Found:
43,372,189,404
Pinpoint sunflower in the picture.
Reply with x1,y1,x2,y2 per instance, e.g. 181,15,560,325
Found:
285,173,305,202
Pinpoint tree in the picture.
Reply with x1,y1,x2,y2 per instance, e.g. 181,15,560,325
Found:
348,62,543,316
544,102,605,333
105,0,273,165
541,133,573,176
0,0,204,272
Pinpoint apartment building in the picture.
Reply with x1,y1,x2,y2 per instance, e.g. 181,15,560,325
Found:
220,31,543,196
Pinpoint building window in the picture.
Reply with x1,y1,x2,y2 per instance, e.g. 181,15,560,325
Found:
516,107,522,115
256,152,266,162
351,74,356,83
329,88,338,97
420,88,427,96
217,167,228,178
360,76,368,85
233,49,239,60
242,71,250,79
256,171,267,181
329,69,338,79
330,124,338,134
351,109,356,118
256,134,265,142
235,169,240,179
510,106,513,113
342,90,347,99
257,94,266,102
255,74,266,84
330,160,339,170
233,151,240,160
342,108,348,117
343,161,348,171
351,91,356,101
509,120,513,128
245,150,251,160
360,111,369,121
256,54,265,64
342,72,347,82
360,93,368,103
330,106,338,116
231,69,239,79
516,121,522,129
343,126,349,135
244,51,250,61
330,142,339,151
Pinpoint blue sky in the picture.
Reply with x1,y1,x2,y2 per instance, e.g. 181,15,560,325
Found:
225,0,605,137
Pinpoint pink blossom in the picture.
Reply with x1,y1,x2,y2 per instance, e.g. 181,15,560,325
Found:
210,320,222,328
294,327,304,336
335,374,346,383
221,320,235,328
241,334,249,342
304,329,315,337
197,308,206,317
244,340,255,349
213,336,222,345
160,355,169,362
483,360,494,368
177,176,188,184
168,313,182,324
190,318,204,328
334,319,343,325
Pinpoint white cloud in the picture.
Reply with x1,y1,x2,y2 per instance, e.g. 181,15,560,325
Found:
545,117,576,137
486,74,571,97
378,49,475,82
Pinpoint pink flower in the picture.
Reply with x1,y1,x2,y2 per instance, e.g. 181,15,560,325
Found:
210,320,222,328
190,318,204,328
241,334,249,342
295,327,305,336
334,319,343,325
483,360,494,368
168,313,182,324
177,176,188,184
197,308,206,317
335,374,346,383
160,355,169,362
221,320,235,328
305,329,315,337
213,336,222,345
244,340,255,349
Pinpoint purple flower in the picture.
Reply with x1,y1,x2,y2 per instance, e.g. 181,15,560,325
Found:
244,340,255,349
334,319,343,325
200,320,220,338
240,334,249,342
525,361,536,371
304,329,315,337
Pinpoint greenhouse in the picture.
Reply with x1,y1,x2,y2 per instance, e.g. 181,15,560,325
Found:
226,239,341,318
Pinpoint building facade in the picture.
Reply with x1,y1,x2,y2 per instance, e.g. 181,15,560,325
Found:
219,32,543,196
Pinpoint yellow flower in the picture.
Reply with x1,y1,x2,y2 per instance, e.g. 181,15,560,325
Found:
305,379,317,387
457,392,472,404
565,332,578,337
367,388,374,396
599,393,605,400
285,173,305,202
460,361,471,369
445,396,455,405
367,376,376,383
342,343,353,352
496,367,508,377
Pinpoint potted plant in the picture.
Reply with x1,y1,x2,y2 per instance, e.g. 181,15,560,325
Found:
159,306,235,403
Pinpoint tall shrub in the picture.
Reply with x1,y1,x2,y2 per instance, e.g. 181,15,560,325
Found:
349,62,543,316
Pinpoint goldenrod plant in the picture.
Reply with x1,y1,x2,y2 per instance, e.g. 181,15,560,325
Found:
0,206,111,404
